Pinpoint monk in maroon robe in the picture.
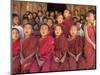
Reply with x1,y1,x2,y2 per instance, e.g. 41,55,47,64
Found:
84,11,96,69
12,28,21,74
68,25,86,70
51,25,69,71
63,9,74,38
30,24,55,72
20,23,38,73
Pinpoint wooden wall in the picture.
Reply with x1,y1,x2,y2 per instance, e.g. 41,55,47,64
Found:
67,4,96,15
11,0,96,16
12,0,47,16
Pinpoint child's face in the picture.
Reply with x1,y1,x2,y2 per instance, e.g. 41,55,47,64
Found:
86,13,95,22
40,25,49,37
57,15,63,24
12,29,19,41
76,22,81,29
13,16,19,25
50,12,54,17
70,26,78,37
28,14,33,19
38,12,42,17
64,10,70,18
47,19,53,27
43,18,47,23
33,13,37,18
54,26,62,36
24,24,33,36
46,11,49,16
22,19,28,25
35,17,39,22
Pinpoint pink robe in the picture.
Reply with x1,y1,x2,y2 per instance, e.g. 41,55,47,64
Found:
51,35,69,71
63,17,74,38
21,36,38,73
12,39,21,74
68,36,86,70
30,35,55,72
84,24,96,69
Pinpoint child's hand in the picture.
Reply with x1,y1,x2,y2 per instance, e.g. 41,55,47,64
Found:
54,57,60,63
93,44,96,50
20,58,25,64
39,60,44,67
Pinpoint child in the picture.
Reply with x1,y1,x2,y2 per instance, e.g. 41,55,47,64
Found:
30,24,55,72
76,21,84,37
84,11,96,69
33,16,40,36
63,9,74,38
12,28,21,74
56,14,69,38
68,25,85,70
47,18,54,35
22,17,29,26
51,25,69,71
38,11,44,24
56,14,64,24
12,13,24,38
20,23,38,73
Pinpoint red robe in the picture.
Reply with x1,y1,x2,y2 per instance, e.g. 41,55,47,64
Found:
63,17,74,38
84,24,96,69
51,35,69,71
21,36,38,73
30,35,55,72
68,36,86,70
12,39,21,74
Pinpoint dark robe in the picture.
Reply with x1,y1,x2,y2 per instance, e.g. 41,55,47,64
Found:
84,24,96,69
51,35,69,71
63,16,74,38
30,35,55,72
12,39,21,74
68,36,86,70
21,36,38,73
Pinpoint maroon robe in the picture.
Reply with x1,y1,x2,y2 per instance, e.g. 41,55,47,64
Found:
84,24,96,69
12,39,21,74
30,35,55,72
68,36,86,70
21,36,38,73
51,35,69,71
63,17,74,38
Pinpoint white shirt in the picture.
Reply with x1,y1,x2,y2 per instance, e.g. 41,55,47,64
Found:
77,28,84,37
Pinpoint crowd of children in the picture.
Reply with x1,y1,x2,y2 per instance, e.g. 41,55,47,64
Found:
11,9,96,74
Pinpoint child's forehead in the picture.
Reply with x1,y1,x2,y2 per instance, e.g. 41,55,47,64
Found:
24,24,32,28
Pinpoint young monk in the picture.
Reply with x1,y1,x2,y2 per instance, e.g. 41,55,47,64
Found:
68,25,86,70
63,9,74,38
47,18,54,35
51,25,69,71
20,23,38,73
12,13,24,38
30,24,55,72
12,28,21,74
56,14,69,37
84,11,96,69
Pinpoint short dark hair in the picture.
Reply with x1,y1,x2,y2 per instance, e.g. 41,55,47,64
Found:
86,10,95,17
12,28,20,34
23,17,29,21
12,13,19,19
40,23,49,29
23,23,33,29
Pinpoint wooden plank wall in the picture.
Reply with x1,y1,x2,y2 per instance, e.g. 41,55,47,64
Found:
11,0,96,17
